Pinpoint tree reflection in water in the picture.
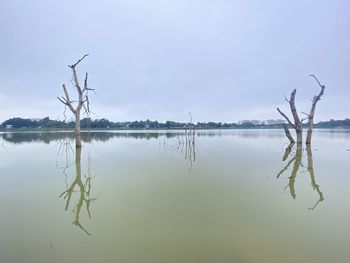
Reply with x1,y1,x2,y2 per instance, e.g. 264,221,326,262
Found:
170,132,197,170
58,145,97,235
305,145,324,210
277,143,324,210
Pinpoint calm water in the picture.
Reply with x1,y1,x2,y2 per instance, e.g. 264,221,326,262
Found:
0,129,350,263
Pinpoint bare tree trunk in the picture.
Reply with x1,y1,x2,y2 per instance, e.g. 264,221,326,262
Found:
75,112,82,148
296,128,302,144
289,89,303,144
305,122,313,145
277,89,302,144
305,75,326,145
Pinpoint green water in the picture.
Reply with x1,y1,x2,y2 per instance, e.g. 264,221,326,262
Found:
0,129,349,263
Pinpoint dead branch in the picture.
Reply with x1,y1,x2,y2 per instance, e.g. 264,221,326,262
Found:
306,74,326,144
289,90,302,139
277,108,294,127
282,124,295,144
309,74,325,89
69,54,89,69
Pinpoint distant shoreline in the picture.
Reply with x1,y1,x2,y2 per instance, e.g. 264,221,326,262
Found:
1,127,350,133
2,117,349,130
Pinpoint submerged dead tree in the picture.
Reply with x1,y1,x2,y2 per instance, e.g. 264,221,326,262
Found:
304,75,326,145
277,89,303,144
277,75,325,145
58,54,93,148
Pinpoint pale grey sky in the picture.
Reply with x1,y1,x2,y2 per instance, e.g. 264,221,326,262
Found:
0,0,349,123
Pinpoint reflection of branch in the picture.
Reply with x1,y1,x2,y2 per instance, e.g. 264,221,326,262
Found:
306,145,324,210
59,147,96,235
56,140,74,188
282,142,295,161
276,144,302,199
57,139,74,158
170,129,197,170
277,155,295,178
185,134,196,170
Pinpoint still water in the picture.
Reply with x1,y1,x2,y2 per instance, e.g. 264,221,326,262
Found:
0,129,349,263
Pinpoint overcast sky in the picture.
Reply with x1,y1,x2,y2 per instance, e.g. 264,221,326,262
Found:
0,0,349,123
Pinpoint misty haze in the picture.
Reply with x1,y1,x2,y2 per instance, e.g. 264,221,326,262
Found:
1,1,350,263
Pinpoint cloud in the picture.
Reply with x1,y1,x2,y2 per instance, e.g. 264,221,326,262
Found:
0,0,349,122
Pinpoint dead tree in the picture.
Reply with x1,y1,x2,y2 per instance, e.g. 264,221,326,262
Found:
277,89,303,144
57,54,93,148
304,75,326,145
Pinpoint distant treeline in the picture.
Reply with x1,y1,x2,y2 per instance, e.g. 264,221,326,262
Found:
1,117,350,129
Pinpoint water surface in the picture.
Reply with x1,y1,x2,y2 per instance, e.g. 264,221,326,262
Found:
0,129,349,263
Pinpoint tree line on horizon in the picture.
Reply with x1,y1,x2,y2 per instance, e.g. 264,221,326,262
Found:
1,116,350,130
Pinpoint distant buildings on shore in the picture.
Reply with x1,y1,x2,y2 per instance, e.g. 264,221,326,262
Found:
238,119,285,125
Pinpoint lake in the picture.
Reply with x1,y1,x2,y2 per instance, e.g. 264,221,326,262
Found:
0,129,349,263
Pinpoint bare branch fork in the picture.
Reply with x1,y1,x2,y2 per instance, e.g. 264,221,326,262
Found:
57,54,94,148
